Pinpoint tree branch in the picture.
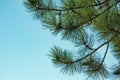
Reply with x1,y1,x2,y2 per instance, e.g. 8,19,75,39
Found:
33,0,114,12
71,35,115,64
61,1,119,30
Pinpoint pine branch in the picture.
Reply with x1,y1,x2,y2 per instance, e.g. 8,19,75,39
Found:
25,0,120,79
71,35,115,64
32,0,115,12
61,1,118,30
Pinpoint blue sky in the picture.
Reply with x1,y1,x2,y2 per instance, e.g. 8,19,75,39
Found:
0,1,85,80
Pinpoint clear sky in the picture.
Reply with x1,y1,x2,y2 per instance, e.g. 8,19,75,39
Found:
0,0,85,80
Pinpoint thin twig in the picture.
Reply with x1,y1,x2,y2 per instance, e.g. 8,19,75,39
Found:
97,43,109,69
81,29,95,50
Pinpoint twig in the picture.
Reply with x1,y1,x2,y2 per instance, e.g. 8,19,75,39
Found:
97,43,109,70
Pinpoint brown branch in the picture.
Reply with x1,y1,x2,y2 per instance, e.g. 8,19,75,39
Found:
85,44,95,50
34,0,113,12
34,0,120,12
70,35,115,64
